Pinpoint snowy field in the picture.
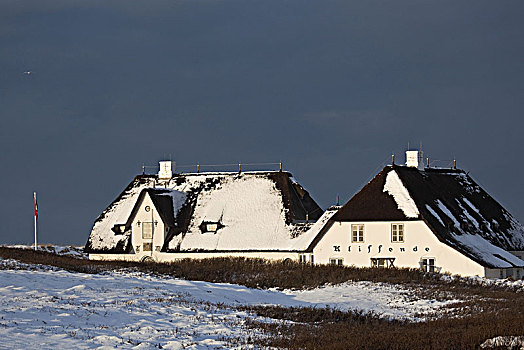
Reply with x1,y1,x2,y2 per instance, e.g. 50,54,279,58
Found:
0,258,459,349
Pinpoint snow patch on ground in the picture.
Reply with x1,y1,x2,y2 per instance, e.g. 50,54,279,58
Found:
383,170,419,218
0,259,460,348
480,335,524,349
283,281,456,319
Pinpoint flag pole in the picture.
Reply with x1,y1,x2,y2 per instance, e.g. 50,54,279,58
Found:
34,192,37,251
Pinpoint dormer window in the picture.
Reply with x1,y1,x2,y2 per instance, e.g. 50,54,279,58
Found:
206,223,218,232
199,221,223,233
111,224,127,235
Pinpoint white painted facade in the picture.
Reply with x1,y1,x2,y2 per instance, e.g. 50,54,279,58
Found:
312,220,489,277
89,251,299,263
129,193,167,259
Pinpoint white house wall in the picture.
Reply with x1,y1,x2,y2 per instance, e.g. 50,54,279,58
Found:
313,221,486,277
130,194,166,259
89,251,299,263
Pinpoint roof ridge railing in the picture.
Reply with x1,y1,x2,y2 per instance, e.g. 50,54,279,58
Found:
141,161,284,174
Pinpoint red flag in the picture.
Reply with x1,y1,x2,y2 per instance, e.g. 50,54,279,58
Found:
34,193,38,220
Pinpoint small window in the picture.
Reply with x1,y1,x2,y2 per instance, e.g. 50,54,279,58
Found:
143,242,152,251
391,224,404,242
299,254,307,264
421,258,436,272
200,221,222,233
351,224,364,243
142,222,153,239
329,258,343,266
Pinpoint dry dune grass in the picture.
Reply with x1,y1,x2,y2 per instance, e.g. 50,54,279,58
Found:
1,246,523,349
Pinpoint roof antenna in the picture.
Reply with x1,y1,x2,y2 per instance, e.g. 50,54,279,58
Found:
407,141,410,150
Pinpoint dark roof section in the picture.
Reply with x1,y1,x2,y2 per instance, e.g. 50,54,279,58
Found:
268,172,323,222
394,166,524,252
332,165,524,268
124,188,177,229
332,168,412,222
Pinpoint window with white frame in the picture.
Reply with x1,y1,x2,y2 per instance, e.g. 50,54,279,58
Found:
206,223,218,232
351,224,364,243
142,222,153,239
421,258,436,272
329,258,343,266
200,221,221,233
391,223,404,242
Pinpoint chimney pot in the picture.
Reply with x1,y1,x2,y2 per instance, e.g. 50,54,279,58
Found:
406,150,424,170
158,160,175,179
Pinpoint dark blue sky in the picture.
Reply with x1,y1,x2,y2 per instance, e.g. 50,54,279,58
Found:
1,0,523,245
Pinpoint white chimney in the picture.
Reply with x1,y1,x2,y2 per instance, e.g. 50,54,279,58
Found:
405,150,424,170
158,161,175,180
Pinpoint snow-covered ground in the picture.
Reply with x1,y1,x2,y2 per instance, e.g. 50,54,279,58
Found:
0,258,458,349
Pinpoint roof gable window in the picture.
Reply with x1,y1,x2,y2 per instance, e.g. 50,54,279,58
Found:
199,221,223,234
142,222,153,239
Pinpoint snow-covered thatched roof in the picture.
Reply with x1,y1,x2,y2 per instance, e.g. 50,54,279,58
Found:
85,171,331,254
333,165,524,269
